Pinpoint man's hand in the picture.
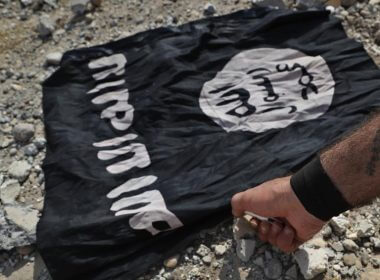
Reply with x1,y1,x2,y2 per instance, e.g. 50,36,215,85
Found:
231,176,325,252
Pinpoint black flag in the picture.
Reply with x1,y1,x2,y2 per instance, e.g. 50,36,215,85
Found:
37,8,380,280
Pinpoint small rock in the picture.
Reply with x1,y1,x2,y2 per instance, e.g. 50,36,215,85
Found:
196,244,210,257
214,245,227,256
236,238,256,262
374,30,380,46
357,221,375,238
91,0,102,7
4,205,39,233
46,52,63,66
295,0,323,10
0,180,21,204
330,215,350,236
330,241,344,252
361,270,380,280
285,264,298,279
20,0,34,6
343,253,357,266
370,237,380,250
37,14,55,38
203,3,216,16
253,256,265,268
252,0,286,9
294,247,328,279
34,137,46,149
305,237,327,248
24,143,39,156
342,239,359,252
163,255,179,269
321,225,332,238
361,251,370,266
8,161,32,182
71,0,90,15
264,258,282,279
341,0,356,7
202,255,212,265
12,123,34,143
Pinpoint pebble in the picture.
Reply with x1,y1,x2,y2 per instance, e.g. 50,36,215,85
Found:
343,253,357,266
203,3,216,16
12,123,35,143
0,180,21,204
163,255,179,269
37,14,55,38
360,252,370,266
236,238,256,262
370,237,380,250
24,143,39,156
71,0,90,15
295,0,323,10
294,247,328,279
196,244,210,257
341,0,357,7
214,245,227,256
46,52,63,66
8,160,32,182
321,225,332,238
374,30,380,46
34,137,47,150
330,215,350,236
342,239,359,252
357,221,375,238
285,264,298,279
264,258,282,279
330,241,344,252
202,255,212,265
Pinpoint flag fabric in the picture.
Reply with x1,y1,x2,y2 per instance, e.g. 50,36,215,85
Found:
37,7,380,280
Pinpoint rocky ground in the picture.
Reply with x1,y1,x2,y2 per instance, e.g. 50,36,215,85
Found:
0,0,379,279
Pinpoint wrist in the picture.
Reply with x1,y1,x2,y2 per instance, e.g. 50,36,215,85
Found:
290,157,352,221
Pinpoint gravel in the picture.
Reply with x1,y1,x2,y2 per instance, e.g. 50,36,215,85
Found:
0,0,380,279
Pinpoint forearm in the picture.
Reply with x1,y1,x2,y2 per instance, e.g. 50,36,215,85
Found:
320,111,380,206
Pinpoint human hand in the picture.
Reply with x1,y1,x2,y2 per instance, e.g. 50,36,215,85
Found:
231,176,326,252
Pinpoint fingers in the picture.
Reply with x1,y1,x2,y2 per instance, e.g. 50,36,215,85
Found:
256,222,302,253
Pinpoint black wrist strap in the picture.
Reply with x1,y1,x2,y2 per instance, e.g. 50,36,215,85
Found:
290,156,352,221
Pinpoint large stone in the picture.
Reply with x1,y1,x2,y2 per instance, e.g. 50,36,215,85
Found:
4,205,39,233
294,247,328,279
0,208,36,250
12,123,34,143
0,179,21,204
8,161,31,182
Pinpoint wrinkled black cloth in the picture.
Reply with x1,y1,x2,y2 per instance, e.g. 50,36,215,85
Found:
37,8,380,280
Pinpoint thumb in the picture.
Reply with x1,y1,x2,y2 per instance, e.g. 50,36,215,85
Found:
231,177,291,218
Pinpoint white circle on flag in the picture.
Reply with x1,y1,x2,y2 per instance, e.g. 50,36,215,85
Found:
199,48,335,133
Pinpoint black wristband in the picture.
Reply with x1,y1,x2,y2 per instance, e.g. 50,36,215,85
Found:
290,157,352,221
